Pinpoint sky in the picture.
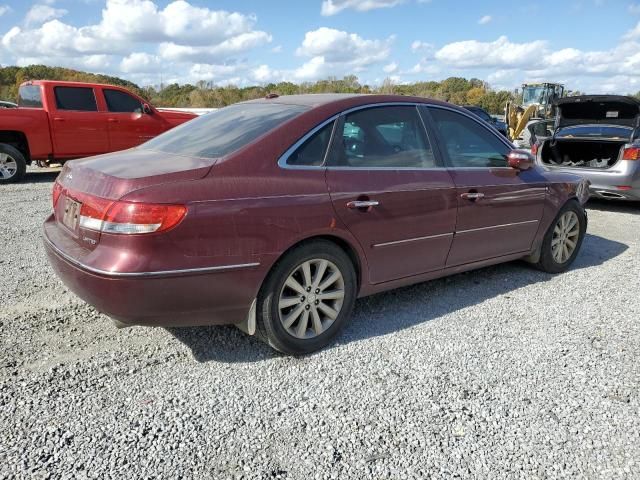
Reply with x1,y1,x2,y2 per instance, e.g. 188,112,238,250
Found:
1,0,640,93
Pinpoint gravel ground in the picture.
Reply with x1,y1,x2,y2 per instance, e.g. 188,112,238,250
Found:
1,167,639,479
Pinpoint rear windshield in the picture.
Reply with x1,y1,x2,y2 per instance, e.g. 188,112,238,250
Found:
557,125,633,140
142,103,308,158
17,85,43,108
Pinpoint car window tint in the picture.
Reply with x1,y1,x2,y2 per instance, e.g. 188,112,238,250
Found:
330,106,435,168
18,85,43,108
104,89,143,113
54,87,98,111
287,121,334,166
429,108,509,168
142,103,308,158
470,108,491,122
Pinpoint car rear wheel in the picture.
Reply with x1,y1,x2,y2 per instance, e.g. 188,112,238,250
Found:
0,144,26,184
535,200,586,273
256,240,357,355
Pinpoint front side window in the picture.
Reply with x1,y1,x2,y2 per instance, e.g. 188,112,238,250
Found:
286,121,335,167
18,85,43,108
428,108,509,168
54,87,97,112
142,103,308,158
329,106,436,168
104,89,143,113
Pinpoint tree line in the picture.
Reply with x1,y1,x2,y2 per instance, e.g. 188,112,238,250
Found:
2,65,640,114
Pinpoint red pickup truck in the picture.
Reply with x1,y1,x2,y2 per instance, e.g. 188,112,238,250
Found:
0,80,197,183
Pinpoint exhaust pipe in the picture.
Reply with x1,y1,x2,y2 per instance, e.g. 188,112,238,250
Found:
596,190,627,199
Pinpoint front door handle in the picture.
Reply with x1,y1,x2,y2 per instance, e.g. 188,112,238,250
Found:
107,118,119,123
346,200,379,209
53,117,65,122
460,192,485,201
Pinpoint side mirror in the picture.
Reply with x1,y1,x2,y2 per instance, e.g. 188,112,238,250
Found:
507,149,535,170
142,103,152,115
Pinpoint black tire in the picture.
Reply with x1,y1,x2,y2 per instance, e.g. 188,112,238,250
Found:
535,200,587,273
0,143,26,184
256,240,357,355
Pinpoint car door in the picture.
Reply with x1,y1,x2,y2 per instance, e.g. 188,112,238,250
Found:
102,88,164,151
50,86,109,158
325,104,457,284
424,106,547,266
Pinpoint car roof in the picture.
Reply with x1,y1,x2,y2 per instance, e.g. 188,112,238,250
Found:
242,93,452,110
21,80,132,89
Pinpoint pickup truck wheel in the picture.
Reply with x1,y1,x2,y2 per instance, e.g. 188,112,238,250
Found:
0,144,26,184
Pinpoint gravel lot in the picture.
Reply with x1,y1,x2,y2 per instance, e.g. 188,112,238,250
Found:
1,168,639,479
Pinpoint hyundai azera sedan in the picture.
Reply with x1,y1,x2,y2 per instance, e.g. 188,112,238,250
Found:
44,94,589,355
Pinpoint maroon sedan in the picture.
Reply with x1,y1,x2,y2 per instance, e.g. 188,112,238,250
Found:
44,94,589,355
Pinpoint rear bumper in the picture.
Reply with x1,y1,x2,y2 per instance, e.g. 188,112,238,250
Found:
43,216,263,327
539,161,640,201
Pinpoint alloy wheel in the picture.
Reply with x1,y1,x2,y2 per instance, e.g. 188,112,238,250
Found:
278,259,345,339
0,153,18,180
551,211,580,264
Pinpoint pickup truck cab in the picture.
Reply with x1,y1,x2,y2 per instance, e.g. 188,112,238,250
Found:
0,80,197,183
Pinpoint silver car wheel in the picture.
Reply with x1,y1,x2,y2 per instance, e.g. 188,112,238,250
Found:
278,259,345,339
551,211,580,264
0,153,18,180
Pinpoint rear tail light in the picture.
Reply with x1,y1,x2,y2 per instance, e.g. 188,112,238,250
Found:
64,190,186,235
616,185,632,191
52,182,63,210
622,146,640,160
530,142,539,156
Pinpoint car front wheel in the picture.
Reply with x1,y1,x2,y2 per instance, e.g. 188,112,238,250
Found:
257,240,357,355
535,200,586,273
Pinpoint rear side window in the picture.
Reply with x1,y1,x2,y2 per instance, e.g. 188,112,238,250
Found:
142,103,308,158
18,85,43,108
429,107,509,168
286,121,335,166
104,89,143,113
329,106,436,168
54,87,98,111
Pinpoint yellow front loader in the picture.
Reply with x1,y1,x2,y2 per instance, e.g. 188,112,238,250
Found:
506,82,565,147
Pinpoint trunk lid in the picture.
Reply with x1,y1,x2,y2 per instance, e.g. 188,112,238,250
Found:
555,95,640,130
57,148,217,200
54,148,216,250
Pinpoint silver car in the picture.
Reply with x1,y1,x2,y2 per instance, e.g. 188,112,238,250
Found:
534,95,640,201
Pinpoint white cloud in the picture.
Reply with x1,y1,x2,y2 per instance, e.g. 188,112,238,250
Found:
630,3,640,14
624,21,640,39
321,0,403,16
435,36,547,68
294,27,393,80
433,34,640,93
0,0,271,85
2,1,270,63
120,52,161,73
383,61,398,73
478,15,492,25
271,45,283,53
25,4,67,26
410,40,433,52
189,63,246,82
158,31,271,63
0,5,10,17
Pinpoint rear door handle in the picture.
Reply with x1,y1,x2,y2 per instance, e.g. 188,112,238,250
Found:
53,117,65,121
346,200,379,209
107,118,119,123
460,192,485,201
